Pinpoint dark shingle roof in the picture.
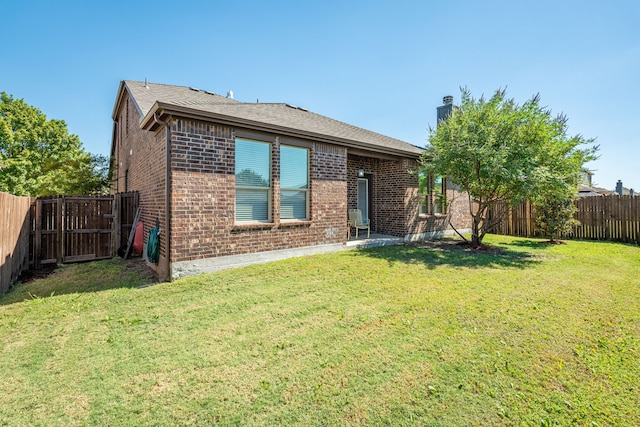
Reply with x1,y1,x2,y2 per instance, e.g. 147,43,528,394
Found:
119,80,423,157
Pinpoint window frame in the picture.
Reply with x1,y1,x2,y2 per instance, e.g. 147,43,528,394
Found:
418,171,447,215
432,175,447,214
279,145,310,221
234,138,272,223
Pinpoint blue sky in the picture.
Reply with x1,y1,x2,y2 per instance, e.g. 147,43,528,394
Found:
2,0,638,191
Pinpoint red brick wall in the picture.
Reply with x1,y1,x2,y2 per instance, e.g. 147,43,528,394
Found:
347,156,375,229
404,159,472,237
347,155,471,238
112,91,169,277
347,155,409,236
169,119,348,263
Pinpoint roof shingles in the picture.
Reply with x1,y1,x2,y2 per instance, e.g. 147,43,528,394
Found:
121,80,423,157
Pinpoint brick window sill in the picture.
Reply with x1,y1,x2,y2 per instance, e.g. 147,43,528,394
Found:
279,219,312,228
232,221,276,231
418,213,448,219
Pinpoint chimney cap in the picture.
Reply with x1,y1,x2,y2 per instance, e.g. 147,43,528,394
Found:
443,95,454,105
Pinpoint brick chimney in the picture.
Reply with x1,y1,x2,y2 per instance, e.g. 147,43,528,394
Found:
437,96,454,124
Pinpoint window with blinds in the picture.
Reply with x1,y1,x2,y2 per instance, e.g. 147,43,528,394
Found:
280,145,309,219
235,138,271,221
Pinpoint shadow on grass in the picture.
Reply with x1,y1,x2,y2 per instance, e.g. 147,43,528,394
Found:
349,239,542,270
503,238,555,250
0,258,157,306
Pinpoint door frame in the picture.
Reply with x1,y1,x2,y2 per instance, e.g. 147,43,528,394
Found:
357,175,373,231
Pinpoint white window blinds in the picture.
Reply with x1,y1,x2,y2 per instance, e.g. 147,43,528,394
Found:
235,139,271,221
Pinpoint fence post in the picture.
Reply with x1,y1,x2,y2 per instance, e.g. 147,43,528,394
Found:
34,198,42,269
635,196,640,245
113,194,120,257
56,197,63,265
525,200,531,237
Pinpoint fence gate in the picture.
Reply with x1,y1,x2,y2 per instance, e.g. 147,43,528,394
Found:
32,193,138,268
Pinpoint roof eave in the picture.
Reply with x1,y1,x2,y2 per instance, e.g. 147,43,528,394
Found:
141,103,423,159
111,81,127,120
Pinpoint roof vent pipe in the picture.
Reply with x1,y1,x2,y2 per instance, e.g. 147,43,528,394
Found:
226,90,234,99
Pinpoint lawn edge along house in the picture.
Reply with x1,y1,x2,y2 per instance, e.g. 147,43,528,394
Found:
110,81,471,280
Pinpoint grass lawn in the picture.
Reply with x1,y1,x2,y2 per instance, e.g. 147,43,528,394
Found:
1,235,639,426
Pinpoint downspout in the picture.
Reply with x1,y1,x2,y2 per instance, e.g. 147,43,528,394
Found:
112,119,119,193
153,112,172,280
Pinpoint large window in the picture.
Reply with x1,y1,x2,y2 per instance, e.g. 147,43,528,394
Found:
432,176,446,214
235,138,271,221
280,145,309,219
418,170,447,215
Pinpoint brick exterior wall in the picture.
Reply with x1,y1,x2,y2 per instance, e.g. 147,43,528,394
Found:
404,159,472,237
168,118,348,264
112,92,169,278
347,155,408,236
347,155,471,238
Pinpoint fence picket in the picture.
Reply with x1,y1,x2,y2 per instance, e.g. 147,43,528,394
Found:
0,192,32,294
490,195,640,244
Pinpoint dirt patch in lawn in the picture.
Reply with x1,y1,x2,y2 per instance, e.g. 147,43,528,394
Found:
124,256,160,283
17,264,58,284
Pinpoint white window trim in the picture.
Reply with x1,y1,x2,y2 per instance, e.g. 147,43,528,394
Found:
280,145,310,220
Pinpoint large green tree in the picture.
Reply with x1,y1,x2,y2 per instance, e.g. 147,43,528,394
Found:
0,92,109,196
422,88,597,246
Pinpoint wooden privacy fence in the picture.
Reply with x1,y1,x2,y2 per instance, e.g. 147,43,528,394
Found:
0,192,32,295
31,192,139,268
489,195,640,244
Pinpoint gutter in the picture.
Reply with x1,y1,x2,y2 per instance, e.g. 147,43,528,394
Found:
153,112,172,280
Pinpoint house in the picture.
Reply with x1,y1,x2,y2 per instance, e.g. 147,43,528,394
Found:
577,170,616,197
110,81,471,280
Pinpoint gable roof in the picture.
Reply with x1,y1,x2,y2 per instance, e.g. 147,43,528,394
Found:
115,80,423,158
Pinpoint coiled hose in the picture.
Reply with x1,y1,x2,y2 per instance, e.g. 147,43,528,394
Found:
146,227,161,264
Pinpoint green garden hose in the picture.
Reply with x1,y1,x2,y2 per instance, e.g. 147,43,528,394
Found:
146,227,160,264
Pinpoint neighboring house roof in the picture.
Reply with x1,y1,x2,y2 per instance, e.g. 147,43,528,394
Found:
114,80,424,158
578,184,615,197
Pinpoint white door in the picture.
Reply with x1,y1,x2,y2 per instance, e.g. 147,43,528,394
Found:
357,178,369,220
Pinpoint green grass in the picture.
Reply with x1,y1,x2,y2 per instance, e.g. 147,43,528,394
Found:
1,235,638,426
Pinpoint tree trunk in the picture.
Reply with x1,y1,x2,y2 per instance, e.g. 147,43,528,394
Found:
471,232,483,246
471,214,483,246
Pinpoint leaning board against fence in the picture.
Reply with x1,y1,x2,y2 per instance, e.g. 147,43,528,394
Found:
489,195,640,244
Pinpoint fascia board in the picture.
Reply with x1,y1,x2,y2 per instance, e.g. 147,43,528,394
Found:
141,103,423,159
